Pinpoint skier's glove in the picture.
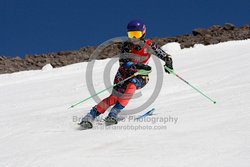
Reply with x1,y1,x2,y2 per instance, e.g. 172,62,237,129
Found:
164,56,173,74
122,61,152,75
135,63,152,76
135,63,151,71
137,69,151,76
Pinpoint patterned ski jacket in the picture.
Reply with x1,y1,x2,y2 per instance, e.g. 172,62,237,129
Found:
113,39,173,93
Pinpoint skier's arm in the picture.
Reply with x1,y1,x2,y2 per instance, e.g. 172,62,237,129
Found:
119,42,133,67
150,42,173,73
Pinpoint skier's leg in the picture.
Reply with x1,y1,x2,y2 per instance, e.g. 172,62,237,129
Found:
95,94,118,113
79,107,100,124
105,83,136,124
118,82,137,107
79,94,118,127
82,94,118,119
109,82,137,117
108,102,125,118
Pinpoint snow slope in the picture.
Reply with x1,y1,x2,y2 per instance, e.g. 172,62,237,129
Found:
0,40,250,167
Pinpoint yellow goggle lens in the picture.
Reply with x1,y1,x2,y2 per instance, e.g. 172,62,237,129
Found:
127,31,143,39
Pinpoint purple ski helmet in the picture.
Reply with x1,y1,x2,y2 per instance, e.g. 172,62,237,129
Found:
127,20,146,39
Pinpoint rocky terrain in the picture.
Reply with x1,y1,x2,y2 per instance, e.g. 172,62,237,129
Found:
0,23,249,74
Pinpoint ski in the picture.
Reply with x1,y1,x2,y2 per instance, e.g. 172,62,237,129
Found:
78,108,155,130
135,108,155,120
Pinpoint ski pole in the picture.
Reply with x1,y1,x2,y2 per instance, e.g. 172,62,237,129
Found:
164,66,217,104
68,70,147,109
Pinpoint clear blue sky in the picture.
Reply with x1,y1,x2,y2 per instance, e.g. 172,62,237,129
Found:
0,0,249,57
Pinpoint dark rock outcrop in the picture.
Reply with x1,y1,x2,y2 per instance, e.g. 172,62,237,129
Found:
0,23,249,74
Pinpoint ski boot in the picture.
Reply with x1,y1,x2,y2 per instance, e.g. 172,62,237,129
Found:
79,107,100,129
104,102,124,126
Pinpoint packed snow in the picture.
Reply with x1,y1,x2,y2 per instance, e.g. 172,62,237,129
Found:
0,40,250,167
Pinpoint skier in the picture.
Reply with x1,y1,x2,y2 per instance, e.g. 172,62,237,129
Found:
79,20,173,128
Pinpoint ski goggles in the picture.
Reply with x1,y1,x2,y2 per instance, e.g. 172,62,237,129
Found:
127,31,143,39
